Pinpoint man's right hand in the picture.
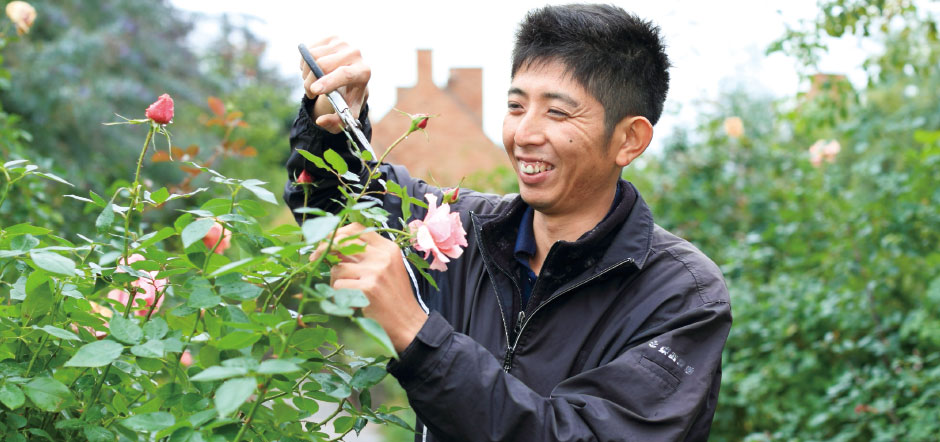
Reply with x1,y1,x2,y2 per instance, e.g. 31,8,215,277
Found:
300,37,370,134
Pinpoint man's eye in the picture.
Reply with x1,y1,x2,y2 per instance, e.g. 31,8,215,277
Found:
548,109,569,117
507,102,523,110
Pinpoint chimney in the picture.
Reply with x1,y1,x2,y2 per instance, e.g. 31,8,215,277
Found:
416,49,432,86
447,68,483,123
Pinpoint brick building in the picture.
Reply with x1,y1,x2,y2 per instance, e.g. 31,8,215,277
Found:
370,50,508,187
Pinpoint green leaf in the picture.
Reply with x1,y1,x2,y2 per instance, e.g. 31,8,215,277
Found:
296,149,329,170
214,377,256,418
83,426,114,442
181,219,215,248
302,215,340,244
143,317,169,340
29,250,76,276
217,281,262,301
22,377,72,412
186,287,221,309
168,427,206,442
257,359,302,375
150,187,170,205
334,416,356,434
351,366,388,389
208,257,262,277
189,366,248,382
292,326,335,351
0,383,25,409
121,411,175,432
35,325,81,341
215,331,261,350
22,277,54,319
355,317,396,356
3,223,51,237
64,340,124,367
96,203,115,234
110,316,143,345
134,227,176,252
323,149,349,175
242,180,277,205
131,340,165,358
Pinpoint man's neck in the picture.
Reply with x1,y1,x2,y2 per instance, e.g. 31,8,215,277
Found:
528,183,619,274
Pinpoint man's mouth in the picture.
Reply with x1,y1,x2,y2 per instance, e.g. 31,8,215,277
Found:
517,160,555,175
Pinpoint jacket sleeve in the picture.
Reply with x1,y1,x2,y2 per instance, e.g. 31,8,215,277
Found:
387,297,732,442
283,96,374,224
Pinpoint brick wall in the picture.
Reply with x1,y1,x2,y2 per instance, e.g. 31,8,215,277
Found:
370,50,507,188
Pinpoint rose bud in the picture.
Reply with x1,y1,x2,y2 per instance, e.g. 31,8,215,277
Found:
297,169,314,184
145,93,174,125
442,187,460,204
409,113,430,133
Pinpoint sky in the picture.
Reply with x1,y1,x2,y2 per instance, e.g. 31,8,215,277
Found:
170,0,873,153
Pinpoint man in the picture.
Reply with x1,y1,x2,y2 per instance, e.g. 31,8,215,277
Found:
284,5,731,441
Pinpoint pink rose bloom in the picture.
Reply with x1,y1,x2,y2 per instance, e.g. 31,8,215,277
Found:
808,140,825,168
202,222,231,254
145,93,174,125
408,193,468,271
107,254,167,317
180,350,194,367
822,140,841,162
5,1,36,35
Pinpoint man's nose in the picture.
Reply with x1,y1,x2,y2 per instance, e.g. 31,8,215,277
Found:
513,112,546,147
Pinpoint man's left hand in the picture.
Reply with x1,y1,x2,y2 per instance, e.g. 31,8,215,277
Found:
318,223,427,353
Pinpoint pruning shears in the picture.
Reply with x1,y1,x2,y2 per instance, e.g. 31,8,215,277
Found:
298,44,375,158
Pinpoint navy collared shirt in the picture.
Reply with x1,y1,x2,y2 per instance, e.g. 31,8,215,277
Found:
514,184,623,309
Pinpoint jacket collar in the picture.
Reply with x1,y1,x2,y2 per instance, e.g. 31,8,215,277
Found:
473,180,655,299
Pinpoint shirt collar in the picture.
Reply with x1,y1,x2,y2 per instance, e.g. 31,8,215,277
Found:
514,184,624,265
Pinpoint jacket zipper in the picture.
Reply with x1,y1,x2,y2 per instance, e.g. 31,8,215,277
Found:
471,213,514,366
502,257,635,372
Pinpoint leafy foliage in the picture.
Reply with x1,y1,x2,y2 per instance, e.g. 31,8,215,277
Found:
627,2,940,440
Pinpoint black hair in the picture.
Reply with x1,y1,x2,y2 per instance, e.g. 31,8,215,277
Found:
512,4,671,134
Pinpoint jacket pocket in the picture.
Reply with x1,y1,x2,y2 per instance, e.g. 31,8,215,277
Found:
638,355,681,393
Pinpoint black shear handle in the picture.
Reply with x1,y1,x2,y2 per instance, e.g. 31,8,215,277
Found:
298,44,327,79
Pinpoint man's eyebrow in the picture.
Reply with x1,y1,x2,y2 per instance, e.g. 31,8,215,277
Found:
543,92,579,108
507,87,579,108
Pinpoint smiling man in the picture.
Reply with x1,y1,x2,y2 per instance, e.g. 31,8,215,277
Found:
284,4,731,441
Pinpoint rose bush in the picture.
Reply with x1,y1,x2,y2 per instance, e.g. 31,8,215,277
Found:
0,89,453,441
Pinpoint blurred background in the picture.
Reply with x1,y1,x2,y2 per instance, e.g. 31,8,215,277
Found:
1,0,938,440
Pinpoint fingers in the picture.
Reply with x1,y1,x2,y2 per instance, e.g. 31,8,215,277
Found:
314,114,343,134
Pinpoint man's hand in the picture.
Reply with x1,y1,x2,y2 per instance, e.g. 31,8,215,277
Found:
300,37,370,134
317,223,427,353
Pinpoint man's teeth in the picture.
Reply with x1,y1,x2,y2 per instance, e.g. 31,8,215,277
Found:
519,161,554,174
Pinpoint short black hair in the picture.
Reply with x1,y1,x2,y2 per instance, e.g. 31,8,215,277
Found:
512,4,671,134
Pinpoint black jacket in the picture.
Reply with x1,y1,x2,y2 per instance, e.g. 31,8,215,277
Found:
284,100,733,442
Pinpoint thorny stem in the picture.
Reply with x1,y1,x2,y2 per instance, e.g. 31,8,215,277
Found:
121,125,157,319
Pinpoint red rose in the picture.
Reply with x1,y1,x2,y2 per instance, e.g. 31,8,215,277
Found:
145,93,174,125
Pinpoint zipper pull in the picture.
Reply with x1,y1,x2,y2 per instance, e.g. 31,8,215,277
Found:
513,311,526,337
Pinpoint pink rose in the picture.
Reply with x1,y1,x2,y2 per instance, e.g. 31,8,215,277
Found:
5,1,36,35
408,193,468,271
723,116,744,138
107,254,167,317
180,350,194,367
202,222,231,254
145,93,174,125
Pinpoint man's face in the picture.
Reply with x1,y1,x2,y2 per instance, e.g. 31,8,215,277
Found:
502,60,622,216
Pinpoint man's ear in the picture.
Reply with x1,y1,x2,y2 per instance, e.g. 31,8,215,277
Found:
611,116,653,167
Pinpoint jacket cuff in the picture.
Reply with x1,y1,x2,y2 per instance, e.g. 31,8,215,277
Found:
387,311,453,388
